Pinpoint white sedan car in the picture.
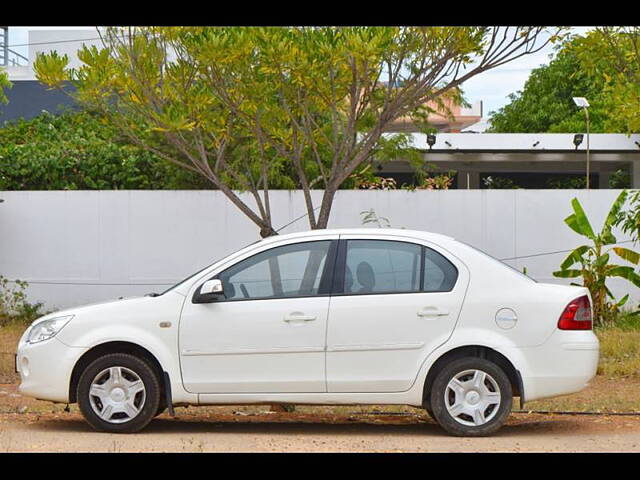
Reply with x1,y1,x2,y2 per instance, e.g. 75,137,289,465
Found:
16,228,599,436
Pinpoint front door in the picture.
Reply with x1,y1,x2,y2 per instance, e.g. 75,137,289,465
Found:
326,235,469,393
179,238,337,394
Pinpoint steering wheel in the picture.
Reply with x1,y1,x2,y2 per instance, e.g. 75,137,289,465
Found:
240,283,250,299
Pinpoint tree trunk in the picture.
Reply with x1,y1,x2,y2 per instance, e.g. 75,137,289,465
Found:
259,225,277,238
314,186,338,229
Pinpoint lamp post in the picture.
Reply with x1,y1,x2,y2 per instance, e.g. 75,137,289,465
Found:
573,97,590,189
426,134,436,150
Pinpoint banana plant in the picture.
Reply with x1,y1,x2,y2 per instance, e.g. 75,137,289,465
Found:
553,190,640,324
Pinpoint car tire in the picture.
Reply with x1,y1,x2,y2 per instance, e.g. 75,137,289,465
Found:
429,357,512,437
77,353,161,433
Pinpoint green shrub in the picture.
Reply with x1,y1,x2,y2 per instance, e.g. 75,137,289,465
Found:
0,110,209,190
0,276,45,326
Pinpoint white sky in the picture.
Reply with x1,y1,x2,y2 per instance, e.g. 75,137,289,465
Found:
7,26,595,119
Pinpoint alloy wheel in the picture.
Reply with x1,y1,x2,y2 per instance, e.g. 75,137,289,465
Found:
444,369,501,427
88,366,146,424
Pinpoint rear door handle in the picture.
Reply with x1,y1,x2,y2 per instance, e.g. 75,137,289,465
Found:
417,307,449,318
283,312,317,322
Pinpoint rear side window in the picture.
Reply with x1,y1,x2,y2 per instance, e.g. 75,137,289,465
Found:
338,239,458,295
423,247,458,292
343,240,422,294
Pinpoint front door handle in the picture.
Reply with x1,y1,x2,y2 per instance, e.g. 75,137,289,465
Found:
417,307,450,318
283,312,317,322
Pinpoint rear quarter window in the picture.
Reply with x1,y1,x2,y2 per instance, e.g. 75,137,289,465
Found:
423,247,458,292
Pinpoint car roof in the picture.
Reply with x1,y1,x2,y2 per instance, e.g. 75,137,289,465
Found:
259,228,455,245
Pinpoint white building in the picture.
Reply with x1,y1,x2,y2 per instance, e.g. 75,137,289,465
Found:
380,133,640,189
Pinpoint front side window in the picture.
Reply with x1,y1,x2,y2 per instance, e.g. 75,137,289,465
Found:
218,241,332,300
343,240,422,294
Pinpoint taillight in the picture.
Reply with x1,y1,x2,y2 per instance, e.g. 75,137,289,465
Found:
558,295,592,330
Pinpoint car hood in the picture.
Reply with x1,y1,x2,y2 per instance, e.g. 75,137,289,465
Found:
37,295,158,322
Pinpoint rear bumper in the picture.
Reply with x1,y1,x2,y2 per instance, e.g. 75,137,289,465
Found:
509,330,599,403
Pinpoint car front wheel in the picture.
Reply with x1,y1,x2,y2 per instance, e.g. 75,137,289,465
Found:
77,353,161,433
429,357,512,436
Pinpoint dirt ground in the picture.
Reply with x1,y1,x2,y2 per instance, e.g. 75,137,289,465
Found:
1,383,640,452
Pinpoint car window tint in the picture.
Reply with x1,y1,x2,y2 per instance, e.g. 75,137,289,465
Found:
344,240,421,294
219,241,331,300
423,247,458,292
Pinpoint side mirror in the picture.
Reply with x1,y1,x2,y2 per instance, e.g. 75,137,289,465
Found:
192,279,224,304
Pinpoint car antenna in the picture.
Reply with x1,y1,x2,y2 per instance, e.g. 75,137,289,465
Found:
274,206,322,235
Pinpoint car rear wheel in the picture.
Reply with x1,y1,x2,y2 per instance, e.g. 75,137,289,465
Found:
429,357,512,436
77,353,161,433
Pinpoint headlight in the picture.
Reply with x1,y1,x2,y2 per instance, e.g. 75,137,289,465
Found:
27,315,74,344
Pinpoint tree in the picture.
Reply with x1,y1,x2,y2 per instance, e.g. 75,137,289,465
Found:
35,26,564,236
488,34,613,133
614,189,640,246
574,27,640,134
489,28,640,134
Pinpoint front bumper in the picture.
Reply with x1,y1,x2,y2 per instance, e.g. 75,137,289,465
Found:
16,336,87,403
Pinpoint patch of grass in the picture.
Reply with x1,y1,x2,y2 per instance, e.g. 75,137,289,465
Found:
603,310,640,331
595,326,640,377
596,310,640,333
524,376,640,413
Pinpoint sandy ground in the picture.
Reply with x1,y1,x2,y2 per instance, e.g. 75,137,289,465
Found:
1,384,640,452
1,411,640,452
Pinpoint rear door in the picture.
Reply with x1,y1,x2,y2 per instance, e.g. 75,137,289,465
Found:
325,234,469,393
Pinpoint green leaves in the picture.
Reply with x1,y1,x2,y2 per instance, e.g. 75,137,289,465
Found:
602,190,629,244
616,189,640,246
608,266,640,288
574,27,640,134
33,51,71,88
565,197,596,240
0,70,11,105
613,247,640,265
488,34,610,134
560,245,590,269
556,192,640,324
553,269,583,278
488,29,640,135
0,111,209,190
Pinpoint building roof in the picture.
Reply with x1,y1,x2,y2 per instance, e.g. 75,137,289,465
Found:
407,132,640,153
388,100,483,133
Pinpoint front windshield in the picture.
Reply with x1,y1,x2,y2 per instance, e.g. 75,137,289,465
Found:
158,263,215,296
157,238,264,296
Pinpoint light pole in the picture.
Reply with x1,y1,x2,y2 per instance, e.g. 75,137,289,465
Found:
573,97,590,189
